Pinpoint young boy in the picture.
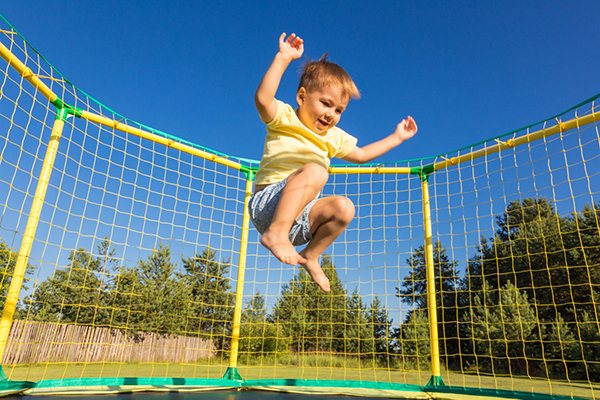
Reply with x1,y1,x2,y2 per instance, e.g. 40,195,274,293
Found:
250,33,417,293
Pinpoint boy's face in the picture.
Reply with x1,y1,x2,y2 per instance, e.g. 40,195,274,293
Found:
296,85,349,135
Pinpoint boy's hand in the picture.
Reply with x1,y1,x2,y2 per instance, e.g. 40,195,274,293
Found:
278,32,304,61
394,116,418,143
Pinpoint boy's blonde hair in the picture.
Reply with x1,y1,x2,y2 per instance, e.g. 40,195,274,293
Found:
298,55,360,100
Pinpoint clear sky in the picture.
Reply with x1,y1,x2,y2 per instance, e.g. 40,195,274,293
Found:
3,1,600,164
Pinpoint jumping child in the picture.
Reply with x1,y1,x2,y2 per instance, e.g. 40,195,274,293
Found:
249,33,418,292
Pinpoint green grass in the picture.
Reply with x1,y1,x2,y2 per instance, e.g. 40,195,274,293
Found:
3,358,598,399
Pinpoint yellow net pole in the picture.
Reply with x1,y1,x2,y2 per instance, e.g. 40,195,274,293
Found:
0,116,66,362
421,177,443,385
79,111,243,172
330,166,413,175
225,173,254,379
1,38,243,174
0,41,58,104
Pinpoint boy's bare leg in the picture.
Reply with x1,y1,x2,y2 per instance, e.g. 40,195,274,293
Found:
260,163,328,266
299,195,355,293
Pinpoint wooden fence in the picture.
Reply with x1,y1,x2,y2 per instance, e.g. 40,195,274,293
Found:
2,320,215,364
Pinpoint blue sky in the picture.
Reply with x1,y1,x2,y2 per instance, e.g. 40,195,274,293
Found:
3,1,600,164
1,2,600,326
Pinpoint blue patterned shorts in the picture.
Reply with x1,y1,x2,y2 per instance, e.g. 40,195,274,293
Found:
248,179,317,246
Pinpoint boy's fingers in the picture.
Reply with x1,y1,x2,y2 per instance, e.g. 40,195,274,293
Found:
406,116,417,131
292,38,303,50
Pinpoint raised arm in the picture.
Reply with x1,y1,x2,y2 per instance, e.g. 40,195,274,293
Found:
255,33,304,123
342,116,418,164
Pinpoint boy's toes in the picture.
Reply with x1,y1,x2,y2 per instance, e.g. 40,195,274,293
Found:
296,254,308,265
301,259,330,293
317,278,331,293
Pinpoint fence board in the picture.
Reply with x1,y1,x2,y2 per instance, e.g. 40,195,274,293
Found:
2,321,215,364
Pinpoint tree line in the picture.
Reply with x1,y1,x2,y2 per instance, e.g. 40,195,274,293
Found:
397,198,600,381
0,197,598,382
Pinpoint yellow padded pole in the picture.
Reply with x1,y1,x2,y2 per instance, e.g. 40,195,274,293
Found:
79,111,243,172
330,166,413,175
421,178,442,380
0,117,65,362
228,176,254,369
0,41,57,103
0,40,243,173
433,109,600,171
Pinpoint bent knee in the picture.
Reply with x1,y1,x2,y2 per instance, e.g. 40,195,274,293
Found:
332,197,355,223
296,163,329,186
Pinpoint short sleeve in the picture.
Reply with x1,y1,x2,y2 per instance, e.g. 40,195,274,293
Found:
263,99,287,126
334,129,358,158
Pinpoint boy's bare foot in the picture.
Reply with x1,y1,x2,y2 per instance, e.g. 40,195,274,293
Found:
261,229,307,266
299,252,330,293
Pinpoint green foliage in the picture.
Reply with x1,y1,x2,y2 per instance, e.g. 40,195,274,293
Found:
124,244,192,335
467,280,539,375
0,239,20,299
0,239,34,317
9,196,599,382
271,255,349,353
397,240,461,366
396,308,430,369
181,247,234,348
468,198,600,324
239,292,290,357
23,240,236,347
540,314,579,379
575,310,600,380
464,198,600,380
26,241,113,324
397,240,459,309
366,296,394,363
344,289,374,356
107,264,143,334
270,255,392,361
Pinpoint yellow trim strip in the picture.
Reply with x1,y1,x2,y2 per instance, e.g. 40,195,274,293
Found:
433,109,600,171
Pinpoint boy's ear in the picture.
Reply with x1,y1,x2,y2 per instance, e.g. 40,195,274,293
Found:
296,87,306,106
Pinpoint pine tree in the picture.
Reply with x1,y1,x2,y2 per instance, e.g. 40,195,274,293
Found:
0,239,34,317
344,289,374,356
130,244,192,335
467,198,600,324
366,296,394,364
239,292,289,358
540,314,578,379
466,198,600,380
181,247,234,349
468,281,538,375
396,240,461,366
271,255,347,353
27,242,111,325
396,308,430,369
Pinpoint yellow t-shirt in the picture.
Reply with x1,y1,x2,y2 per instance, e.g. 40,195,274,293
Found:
255,100,358,185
